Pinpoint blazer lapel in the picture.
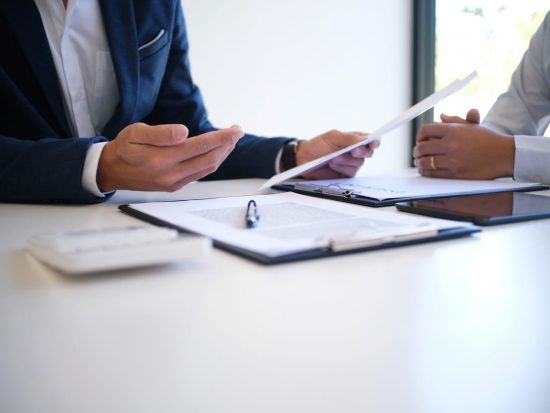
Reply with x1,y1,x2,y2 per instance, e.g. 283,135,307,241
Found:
0,1,70,137
98,0,139,138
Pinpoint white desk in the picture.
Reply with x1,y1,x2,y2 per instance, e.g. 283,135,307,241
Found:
1,179,550,413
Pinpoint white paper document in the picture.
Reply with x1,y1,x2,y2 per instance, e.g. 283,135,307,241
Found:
260,71,478,190
286,175,546,203
125,192,470,259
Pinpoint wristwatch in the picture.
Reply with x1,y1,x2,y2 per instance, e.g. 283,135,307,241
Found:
281,140,301,171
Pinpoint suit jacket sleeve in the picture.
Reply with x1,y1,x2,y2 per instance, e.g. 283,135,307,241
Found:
141,0,294,180
0,1,114,203
0,132,110,203
0,62,111,203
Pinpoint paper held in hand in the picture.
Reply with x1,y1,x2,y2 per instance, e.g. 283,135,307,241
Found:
259,71,478,191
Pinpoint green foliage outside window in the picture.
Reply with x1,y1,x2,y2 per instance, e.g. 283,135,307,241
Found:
435,2,547,122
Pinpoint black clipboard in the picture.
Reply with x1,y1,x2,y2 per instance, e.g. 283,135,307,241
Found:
119,204,480,265
273,181,549,207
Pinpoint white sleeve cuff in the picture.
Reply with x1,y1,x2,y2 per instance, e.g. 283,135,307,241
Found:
513,135,550,184
81,142,110,198
274,146,284,174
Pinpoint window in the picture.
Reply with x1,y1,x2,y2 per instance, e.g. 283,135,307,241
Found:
433,2,547,124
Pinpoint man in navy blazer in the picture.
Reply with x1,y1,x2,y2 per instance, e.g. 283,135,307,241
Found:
0,1,377,203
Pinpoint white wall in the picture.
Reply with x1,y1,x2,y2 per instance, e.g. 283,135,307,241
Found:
182,0,412,173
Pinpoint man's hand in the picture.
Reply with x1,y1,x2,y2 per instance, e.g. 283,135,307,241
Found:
296,130,380,180
413,108,515,179
97,123,243,192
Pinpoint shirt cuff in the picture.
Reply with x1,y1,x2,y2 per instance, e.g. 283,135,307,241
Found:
274,146,284,174
513,135,550,184
81,141,110,198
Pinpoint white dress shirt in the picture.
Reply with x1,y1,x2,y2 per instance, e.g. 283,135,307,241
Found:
483,11,550,184
34,0,119,197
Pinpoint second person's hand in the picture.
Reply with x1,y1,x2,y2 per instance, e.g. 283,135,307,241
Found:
296,130,380,179
413,108,515,179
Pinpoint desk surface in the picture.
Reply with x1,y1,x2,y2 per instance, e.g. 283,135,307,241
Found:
1,179,550,413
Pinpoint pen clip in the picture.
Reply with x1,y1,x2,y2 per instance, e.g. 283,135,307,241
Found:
245,200,260,228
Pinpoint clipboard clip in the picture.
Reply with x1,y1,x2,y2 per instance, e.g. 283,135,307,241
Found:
294,183,356,198
328,224,438,252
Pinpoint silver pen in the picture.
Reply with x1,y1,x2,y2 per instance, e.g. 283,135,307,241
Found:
245,200,260,228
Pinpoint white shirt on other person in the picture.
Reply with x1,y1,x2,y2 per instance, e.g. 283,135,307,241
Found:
34,0,118,197
483,11,550,184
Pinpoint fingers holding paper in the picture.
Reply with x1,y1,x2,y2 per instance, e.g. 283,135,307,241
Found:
259,73,478,191
297,130,380,179
413,111,515,179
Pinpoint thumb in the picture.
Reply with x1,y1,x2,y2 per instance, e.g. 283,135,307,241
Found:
440,109,480,125
196,125,244,144
440,113,467,124
466,108,481,124
124,123,189,146
328,131,365,148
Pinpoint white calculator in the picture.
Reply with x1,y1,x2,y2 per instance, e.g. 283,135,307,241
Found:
26,225,211,274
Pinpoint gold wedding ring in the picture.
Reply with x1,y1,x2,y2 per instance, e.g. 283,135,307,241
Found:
430,155,437,171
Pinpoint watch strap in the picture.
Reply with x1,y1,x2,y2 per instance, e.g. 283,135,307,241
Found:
281,140,301,171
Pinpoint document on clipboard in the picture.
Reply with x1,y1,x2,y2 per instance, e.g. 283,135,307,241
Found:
260,71,478,191
119,192,479,265
273,175,549,207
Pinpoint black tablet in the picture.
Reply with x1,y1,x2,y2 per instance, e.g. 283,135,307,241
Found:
396,191,550,225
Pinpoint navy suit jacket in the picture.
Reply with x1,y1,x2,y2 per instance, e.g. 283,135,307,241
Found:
0,0,292,203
